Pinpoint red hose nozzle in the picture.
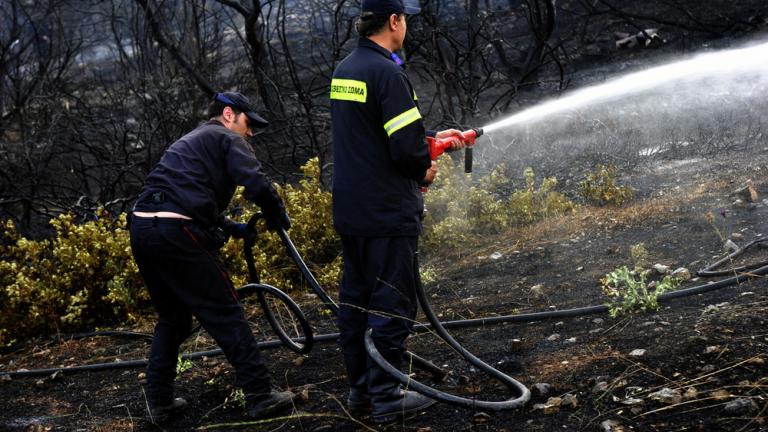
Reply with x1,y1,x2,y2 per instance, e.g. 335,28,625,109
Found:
428,128,484,160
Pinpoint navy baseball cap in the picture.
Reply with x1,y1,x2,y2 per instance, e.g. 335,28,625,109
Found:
214,92,269,128
361,0,421,15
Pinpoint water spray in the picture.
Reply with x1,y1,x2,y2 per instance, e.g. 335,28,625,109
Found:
480,40,768,136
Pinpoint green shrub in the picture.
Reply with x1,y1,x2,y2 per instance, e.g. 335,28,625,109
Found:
578,164,634,206
422,157,574,249
0,213,146,343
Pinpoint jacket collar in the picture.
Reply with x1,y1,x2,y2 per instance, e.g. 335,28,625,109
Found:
358,37,393,60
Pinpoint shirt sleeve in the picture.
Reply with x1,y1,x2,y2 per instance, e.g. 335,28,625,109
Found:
379,70,431,181
223,136,285,217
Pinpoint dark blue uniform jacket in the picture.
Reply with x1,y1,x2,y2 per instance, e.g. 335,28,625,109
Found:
331,38,431,237
133,120,283,227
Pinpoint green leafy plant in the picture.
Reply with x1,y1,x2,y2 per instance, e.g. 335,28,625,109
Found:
579,164,634,206
601,265,681,318
601,243,681,317
176,355,193,376
227,388,247,408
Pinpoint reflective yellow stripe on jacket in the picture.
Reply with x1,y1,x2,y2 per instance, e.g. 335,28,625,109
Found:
330,79,367,103
383,107,421,137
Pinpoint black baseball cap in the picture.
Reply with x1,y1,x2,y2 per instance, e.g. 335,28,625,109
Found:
214,92,269,128
361,0,421,15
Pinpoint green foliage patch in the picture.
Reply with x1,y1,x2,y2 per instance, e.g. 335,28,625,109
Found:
0,213,146,343
579,164,634,206
423,156,574,249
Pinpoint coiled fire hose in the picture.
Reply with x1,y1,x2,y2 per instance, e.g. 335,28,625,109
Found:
4,217,768,413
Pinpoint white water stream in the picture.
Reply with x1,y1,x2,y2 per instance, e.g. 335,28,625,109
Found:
481,40,768,135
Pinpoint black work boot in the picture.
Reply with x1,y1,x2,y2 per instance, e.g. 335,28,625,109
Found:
347,374,371,415
343,353,371,414
245,390,296,418
368,365,436,423
146,397,188,423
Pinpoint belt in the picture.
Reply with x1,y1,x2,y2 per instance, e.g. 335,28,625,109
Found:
132,211,192,220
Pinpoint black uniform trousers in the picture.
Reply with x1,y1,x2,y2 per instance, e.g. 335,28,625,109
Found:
337,235,420,382
129,215,271,404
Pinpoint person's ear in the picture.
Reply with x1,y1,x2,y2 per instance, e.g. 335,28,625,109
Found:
222,106,234,123
389,13,399,31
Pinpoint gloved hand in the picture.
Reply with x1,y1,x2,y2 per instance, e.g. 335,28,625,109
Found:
265,211,291,231
227,222,257,244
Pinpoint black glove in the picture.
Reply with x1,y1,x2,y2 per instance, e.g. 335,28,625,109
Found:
265,211,291,231
225,222,257,244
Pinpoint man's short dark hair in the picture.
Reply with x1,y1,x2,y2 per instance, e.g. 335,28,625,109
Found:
207,100,242,119
355,12,402,37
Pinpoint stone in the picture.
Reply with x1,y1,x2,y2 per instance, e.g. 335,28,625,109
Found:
723,398,757,415
730,180,758,203
671,267,691,280
724,239,739,253
600,419,624,431
532,382,551,397
629,349,646,357
683,387,698,400
562,393,578,408
648,388,682,404
541,397,562,414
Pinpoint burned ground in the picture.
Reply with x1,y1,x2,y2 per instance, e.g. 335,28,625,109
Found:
2,149,768,431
